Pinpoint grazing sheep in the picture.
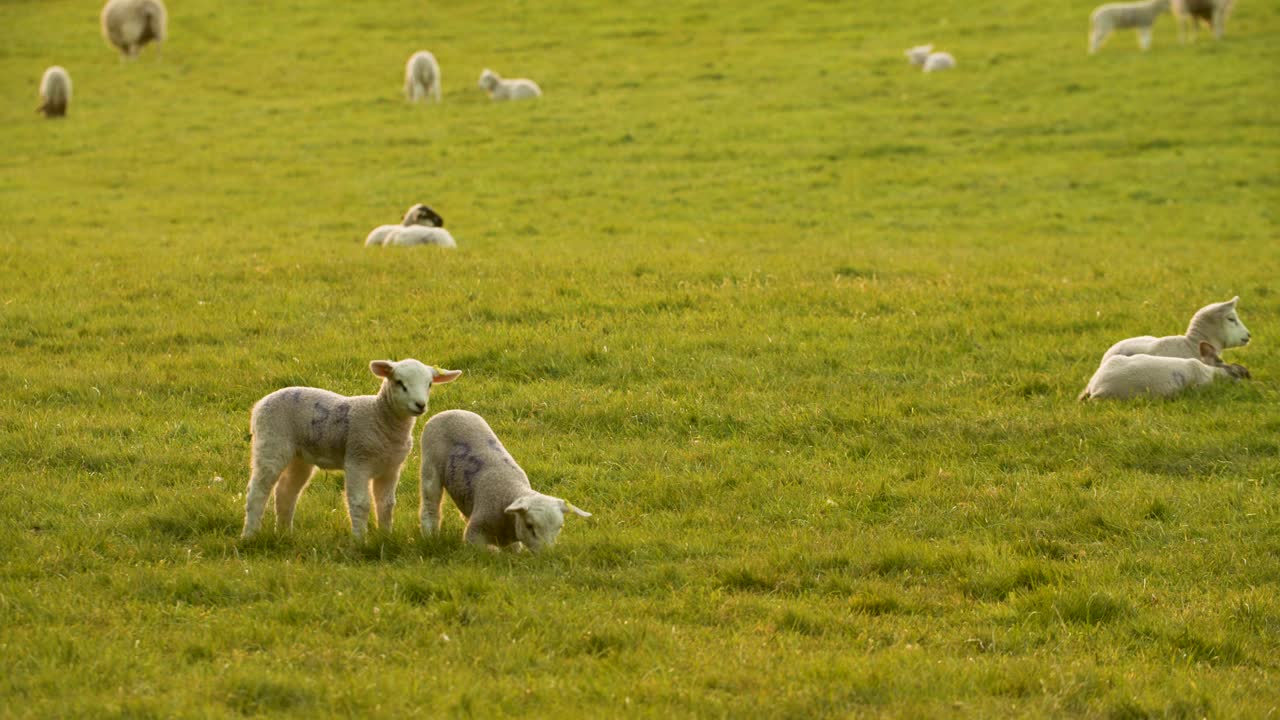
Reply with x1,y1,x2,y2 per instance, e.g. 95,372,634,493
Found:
38,66,71,118
1172,0,1235,41
478,68,542,101
905,44,934,66
922,52,956,72
100,0,167,60
241,359,462,540
405,50,442,103
1079,342,1247,400
419,410,591,553
1089,0,1171,53
364,204,444,247
1101,296,1251,362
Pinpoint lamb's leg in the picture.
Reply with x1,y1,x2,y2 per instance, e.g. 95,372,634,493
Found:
371,470,399,533
243,446,291,538
343,467,373,539
273,457,315,532
1138,26,1153,51
1089,26,1107,54
1212,8,1225,39
463,523,495,550
419,460,445,535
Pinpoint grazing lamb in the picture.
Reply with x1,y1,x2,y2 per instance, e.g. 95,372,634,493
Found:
38,66,72,118
905,44,934,66
363,204,444,247
241,359,462,540
478,69,542,101
1079,342,1248,400
1089,0,1171,53
1101,296,1251,362
404,50,442,103
419,410,591,553
922,52,956,72
1171,0,1235,41
101,0,167,60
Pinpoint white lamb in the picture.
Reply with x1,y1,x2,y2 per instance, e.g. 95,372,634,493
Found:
241,359,462,540
478,68,542,101
38,66,72,118
1171,0,1235,41
905,44,934,66
1089,0,1171,53
363,204,444,247
922,52,956,73
404,50,442,103
101,0,167,60
383,226,457,248
1101,296,1251,362
1080,342,1248,400
419,410,591,553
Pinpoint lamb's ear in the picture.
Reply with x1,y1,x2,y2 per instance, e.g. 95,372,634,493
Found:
432,368,462,384
560,499,592,518
1198,341,1218,362
1228,296,1239,306
505,496,534,516
370,361,396,378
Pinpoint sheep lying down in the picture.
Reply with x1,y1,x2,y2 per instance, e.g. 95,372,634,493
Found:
1080,341,1248,400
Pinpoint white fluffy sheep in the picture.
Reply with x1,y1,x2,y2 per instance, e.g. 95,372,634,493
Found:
419,409,590,553
241,359,462,540
1089,0,1171,53
383,226,457,248
405,51,442,103
478,68,542,101
363,204,444,247
1171,0,1235,41
905,44,934,66
1101,296,1251,362
1080,342,1247,400
101,0,167,60
922,52,956,73
38,66,72,118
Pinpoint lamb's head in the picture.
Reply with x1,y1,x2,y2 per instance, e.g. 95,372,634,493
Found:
905,44,933,66
505,493,591,553
478,69,499,91
370,359,462,417
1190,296,1251,349
403,204,444,228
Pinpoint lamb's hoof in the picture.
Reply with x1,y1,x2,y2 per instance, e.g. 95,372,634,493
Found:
1226,363,1251,380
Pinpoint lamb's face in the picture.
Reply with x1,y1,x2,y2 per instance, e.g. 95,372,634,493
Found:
506,495,590,553
370,360,462,417
478,70,497,91
1196,297,1251,348
1219,303,1250,348
404,204,444,228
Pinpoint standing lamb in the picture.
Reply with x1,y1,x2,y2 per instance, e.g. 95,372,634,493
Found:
905,44,934,66
38,66,72,118
478,69,542,101
101,0,168,60
419,410,590,553
922,52,956,72
364,204,444,247
241,359,462,540
1080,342,1248,400
405,50,442,103
1088,0,1171,53
1101,296,1251,362
1171,0,1235,41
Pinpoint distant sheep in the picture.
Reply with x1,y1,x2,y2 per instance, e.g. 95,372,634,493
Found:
241,359,461,540
1089,0,1171,53
419,410,591,553
1171,0,1235,41
38,66,71,118
405,51,442,103
1101,296,1251,362
101,0,167,60
478,68,542,101
1079,342,1247,400
364,204,444,247
905,44,934,66
922,52,956,72
383,226,457,248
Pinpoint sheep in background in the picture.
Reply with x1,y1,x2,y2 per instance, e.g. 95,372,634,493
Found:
241,360,462,540
383,226,457,248
405,50,442,103
419,410,590,553
1079,342,1248,400
1172,0,1235,41
1101,296,1251,362
1089,0,1171,53
905,44,934,66
478,68,542,101
922,52,956,72
364,204,444,247
38,66,71,118
101,0,167,60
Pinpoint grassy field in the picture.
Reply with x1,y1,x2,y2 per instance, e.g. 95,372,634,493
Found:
2,0,1279,716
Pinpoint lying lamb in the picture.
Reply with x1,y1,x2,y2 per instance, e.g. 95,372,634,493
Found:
478,68,542,101
38,66,72,118
101,0,167,60
405,50,442,103
1080,341,1248,400
922,52,956,73
905,44,934,66
1089,0,1171,53
1101,296,1251,362
364,204,444,247
1171,0,1235,41
241,359,461,540
419,409,590,552
383,226,457,248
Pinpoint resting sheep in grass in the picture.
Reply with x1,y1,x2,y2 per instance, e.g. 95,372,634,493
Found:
1079,342,1248,400
241,360,462,540
1171,0,1235,41
38,66,71,118
101,0,167,60
364,204,444,247
1089,0,1171,53
1101,296,1251,362
905,44,934,66
419,410,591,553
478,68,542,101
383,226,457,248
922,52,956,72
405,50,442,103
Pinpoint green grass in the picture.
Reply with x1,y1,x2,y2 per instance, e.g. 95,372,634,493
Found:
2,0,1279,716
